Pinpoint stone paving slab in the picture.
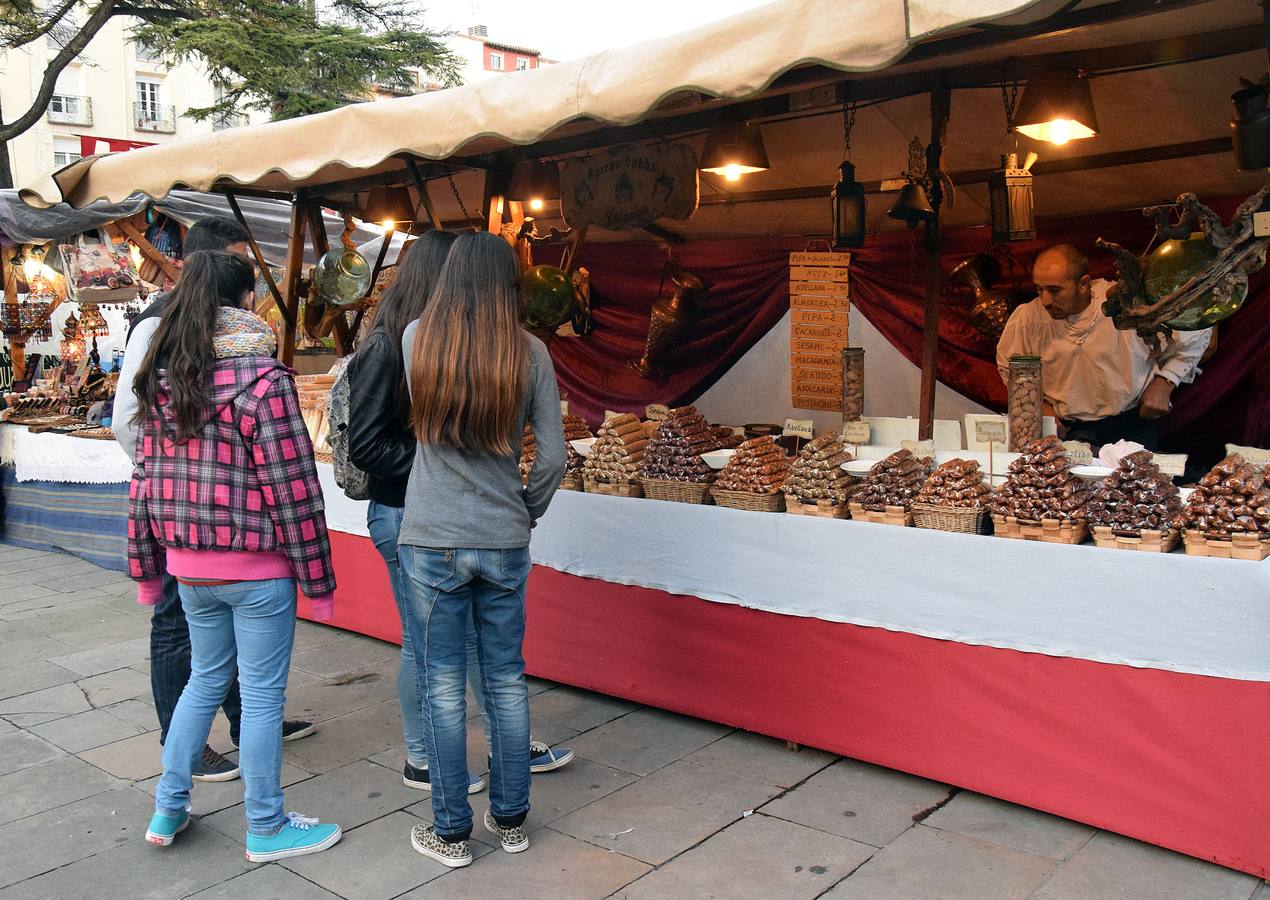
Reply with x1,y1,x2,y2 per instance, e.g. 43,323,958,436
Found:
618,812,875,899
923,791,1097,861
279,699,407,774
48,636,151,677
0,679,92,726
136,761,314,817
0,660,80,703
401,826,651,900
75,666,152,706
1036,831,1262,900
78,728,165,780
823,823,1058,900
566,706,732,776
682,728,838,789
0,635,75,667
290,635,400,679
0,753,120,824
762,757,953,848
528,684,639,733
30,704,152,751
0,727,64,774
185,865,342,899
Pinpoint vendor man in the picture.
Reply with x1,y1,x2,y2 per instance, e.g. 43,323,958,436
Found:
996,243,1211,449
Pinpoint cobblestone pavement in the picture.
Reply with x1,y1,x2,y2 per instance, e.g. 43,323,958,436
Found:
0,543,1264,899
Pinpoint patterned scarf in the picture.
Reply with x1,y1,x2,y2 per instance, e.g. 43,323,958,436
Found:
213,307,277,359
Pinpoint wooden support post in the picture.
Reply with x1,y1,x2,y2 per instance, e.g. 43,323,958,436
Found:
918,74,951,442
2,253,25,383
306,199,352,357
404,158,443,231
279,198,309,366
224,190,290,324
115,218,182,284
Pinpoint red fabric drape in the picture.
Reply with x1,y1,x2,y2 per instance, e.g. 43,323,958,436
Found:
542,199,1270,463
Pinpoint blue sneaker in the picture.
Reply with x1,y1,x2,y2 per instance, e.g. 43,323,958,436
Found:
529,740,574,774
244,812,342,863
145,808,190,846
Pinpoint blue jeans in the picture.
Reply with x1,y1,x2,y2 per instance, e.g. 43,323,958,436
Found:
399,545,532,841
150,572,242,746
366,502,487,768
155,578,296,836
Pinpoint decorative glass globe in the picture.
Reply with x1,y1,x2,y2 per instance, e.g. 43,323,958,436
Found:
1142,232,1248,330
520,265,575,331
313,248,371,308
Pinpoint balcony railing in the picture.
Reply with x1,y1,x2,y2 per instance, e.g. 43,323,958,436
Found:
47,94,92,126
134,101,176,133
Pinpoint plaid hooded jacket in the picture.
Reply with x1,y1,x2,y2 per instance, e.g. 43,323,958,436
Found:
127,356,336,598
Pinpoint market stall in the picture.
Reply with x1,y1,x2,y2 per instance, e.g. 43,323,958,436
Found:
7,0,1270,881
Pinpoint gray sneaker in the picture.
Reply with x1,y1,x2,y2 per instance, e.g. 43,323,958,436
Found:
483,809,529,853
191,745,239,782
410,823,473,868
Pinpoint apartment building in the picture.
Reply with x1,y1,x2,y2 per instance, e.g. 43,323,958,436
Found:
0,16,253,187
377,25,556,98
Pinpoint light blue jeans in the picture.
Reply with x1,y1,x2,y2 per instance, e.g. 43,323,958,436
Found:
366,501,486,768
155,578,296,836
399,545,532,841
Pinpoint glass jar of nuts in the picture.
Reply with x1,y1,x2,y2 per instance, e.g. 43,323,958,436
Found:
841,347,865,422
1007,355,1043,452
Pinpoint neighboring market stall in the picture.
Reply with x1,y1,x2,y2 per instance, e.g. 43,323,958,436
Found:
6,0,1270,880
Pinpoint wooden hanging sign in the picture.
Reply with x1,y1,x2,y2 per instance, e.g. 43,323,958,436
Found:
789,250,851,412
560,143,699,231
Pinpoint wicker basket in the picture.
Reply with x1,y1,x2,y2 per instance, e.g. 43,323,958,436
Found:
640,478,714,504
710,487,785,512
1182,530,1270,560
991,515,1088,544
559,472,583,492
583,476,643,498
784,496,849,518
912,503,987,534
313,447,334,465
1091,526,1181,553
847,503,914,527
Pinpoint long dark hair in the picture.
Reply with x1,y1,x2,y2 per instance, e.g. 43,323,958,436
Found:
371,229,458,422
132,250,256,441
410,231,528,455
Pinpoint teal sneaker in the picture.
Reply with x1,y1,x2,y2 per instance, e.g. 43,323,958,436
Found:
145,808,190,846
244,812,342,863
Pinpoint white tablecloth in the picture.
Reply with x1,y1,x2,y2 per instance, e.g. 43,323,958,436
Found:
1,424,134,484
314,463,1270,682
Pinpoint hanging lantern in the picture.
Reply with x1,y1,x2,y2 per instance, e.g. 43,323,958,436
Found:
507,159,562,213
831,102,866,248
1231,78,1270,171
988,152,1037,242
1013,69,1099,145
699,121,770,182
60,311,85,362
77,303,111,337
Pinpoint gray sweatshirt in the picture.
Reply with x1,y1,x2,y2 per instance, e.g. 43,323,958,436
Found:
399,322,566,549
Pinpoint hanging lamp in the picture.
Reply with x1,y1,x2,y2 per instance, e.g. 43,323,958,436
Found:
506,159,561,212
1013,68,1099,145
830,101,866,248
699,120,769,182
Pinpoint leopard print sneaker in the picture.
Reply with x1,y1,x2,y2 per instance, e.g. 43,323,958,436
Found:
483,809,530,853
410,823,473,868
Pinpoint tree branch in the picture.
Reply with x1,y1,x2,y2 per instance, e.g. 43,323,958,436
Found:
2,0,81,49
0,0,121,143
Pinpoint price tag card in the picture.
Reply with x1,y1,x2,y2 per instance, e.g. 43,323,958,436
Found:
783,418,815,440
1060,440,1094,464
1227,443,1270,466
975,420,1008,445
645,403,671,421
559,399,569,416
1152,453,1189,477
842,420,871,444
901,439,935,458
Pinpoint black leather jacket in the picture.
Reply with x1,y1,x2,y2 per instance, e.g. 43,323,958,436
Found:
347,329,416,507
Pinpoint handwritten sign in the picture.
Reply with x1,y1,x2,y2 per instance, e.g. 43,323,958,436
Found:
901,439,935,458
790,250,850,413
1152,453,1188,477
783,419,815,440
1060,440,1094,464
645,404,671,421
559,399,569,416
1227,443,1270,466
561,143,698,231
842,420,871,444
975,420,1008,445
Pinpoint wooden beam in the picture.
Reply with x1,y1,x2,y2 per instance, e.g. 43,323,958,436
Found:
918,75,951,443
404,158,444,230
224,190,290,325
115,218,182,284
279,198,308,366
643,223,687,244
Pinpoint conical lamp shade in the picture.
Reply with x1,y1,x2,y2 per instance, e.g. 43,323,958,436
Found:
700,121,769,181
507,159,561,210
360,186,415,226
1014,69,1099,145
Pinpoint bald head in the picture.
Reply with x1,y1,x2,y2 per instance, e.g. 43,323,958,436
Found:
1033,243,1092,319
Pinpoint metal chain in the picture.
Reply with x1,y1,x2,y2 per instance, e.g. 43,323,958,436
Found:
1001,79,1020,132
842,101,858,159
445,166,478,229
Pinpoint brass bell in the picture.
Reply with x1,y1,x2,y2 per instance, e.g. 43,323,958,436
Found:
887,182,934,228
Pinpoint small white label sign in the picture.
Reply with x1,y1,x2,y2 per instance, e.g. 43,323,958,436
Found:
975,420,1008,445
1227,443,1270,466
645,403,671,421
604,410,623,422
1060,440,1094,464
1152,453,1188,477
901,439,935,457
842,420,871,444
559,399,569,416
783,418,815,440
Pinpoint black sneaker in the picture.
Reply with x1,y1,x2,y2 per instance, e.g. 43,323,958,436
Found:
402,761,487,794
191,745,240,782
282,720,317,742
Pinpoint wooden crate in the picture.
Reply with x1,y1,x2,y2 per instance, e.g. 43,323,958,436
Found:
1091,526,1181,553
583,477,643,498
559,473,582,492
784,496,849,518
1182,531,1270,561
848,503,913,527
991,515,1088,544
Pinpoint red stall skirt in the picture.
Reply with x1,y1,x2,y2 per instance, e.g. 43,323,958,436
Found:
305,530,1270,879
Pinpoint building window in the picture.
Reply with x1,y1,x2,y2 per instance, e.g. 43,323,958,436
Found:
136,80,161,117
53,140,82,168
488,51,503,70
515,58,528,71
